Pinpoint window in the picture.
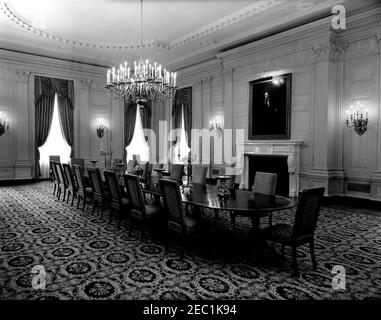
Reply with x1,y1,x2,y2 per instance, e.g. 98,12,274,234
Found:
126,104,150,162
173,106,190,163
39,94,71,178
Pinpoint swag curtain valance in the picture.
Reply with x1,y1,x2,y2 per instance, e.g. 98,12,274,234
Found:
35,76,75,177
172,87,192,147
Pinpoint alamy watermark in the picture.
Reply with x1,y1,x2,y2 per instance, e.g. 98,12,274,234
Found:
331,265,346,290
331,5,346,30
31,265,47,290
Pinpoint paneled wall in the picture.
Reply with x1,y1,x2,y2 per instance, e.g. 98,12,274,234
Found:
174,8,381,200
0,50,123,180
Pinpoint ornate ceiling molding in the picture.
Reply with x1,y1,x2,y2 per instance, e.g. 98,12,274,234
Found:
169,0,286,49
0,0,171,52
1,0,287,53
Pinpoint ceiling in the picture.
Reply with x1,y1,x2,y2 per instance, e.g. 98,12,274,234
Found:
0,0,379,71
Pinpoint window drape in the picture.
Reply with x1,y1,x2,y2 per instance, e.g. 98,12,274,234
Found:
124,101,137,160
140,100,152,130
35,76,75,177
172,87,192,147
35,95,55,177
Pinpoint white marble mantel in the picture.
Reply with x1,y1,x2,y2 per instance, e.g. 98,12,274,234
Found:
236,140,303,197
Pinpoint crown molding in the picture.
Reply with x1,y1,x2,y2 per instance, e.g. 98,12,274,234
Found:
0,48,107,80
169,0,286,49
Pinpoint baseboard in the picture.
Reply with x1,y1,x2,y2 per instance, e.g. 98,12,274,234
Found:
323,195,381,211
0,178,47,186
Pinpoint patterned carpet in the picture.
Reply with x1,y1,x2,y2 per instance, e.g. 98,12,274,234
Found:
0,181,380,300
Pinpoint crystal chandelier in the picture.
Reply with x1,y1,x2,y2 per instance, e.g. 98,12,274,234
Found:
106,0,177,103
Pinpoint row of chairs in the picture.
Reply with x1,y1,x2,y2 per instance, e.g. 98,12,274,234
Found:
49,160,199,258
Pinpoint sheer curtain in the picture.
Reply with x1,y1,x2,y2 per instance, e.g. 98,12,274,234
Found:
38,94,71,178
125,104,150,162
173,107,190,164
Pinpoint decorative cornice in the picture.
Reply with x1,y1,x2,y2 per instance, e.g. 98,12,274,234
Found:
169,0,286,49
15,69,31,81
0,0,171,52
312,42,348,62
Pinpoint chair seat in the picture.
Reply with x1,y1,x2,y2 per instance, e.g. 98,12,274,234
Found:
262,223,293,242
168,214,199,234
130,204,161,220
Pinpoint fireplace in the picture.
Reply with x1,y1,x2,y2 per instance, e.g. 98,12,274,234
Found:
236,140,302,197
248,155,289,197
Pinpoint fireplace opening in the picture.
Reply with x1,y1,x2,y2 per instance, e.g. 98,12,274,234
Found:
248,155,289,197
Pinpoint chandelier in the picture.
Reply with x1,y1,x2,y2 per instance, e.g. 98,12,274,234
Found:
106,0,177,103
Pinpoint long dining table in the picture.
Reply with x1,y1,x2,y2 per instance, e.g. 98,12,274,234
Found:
141,179,295,234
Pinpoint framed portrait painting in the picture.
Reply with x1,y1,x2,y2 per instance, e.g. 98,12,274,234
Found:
248,73,291,140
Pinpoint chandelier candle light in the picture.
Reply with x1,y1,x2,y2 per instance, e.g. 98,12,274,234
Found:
106,0,177,102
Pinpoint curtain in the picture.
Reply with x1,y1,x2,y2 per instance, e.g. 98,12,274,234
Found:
35,76,75,176
35,94,55,177
124,101,137,160
140,100,152,130
57,96,74,158
172,87,192,147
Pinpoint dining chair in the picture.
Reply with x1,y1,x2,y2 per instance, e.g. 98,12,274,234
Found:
123,174,161,240
49,155,60,180
252,171,278,226
63,164,78,206
169,164,184,182
104,170,130,229
70,158,85,169
159,179,200,260
111,158,123,171
87,168,110,218
50,160,60,196
191,165,208,184
261,187,325,276
54,162,68,201
73,165,93,211
126,159,137,174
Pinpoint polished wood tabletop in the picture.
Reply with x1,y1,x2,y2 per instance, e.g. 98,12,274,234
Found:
141,180,294,214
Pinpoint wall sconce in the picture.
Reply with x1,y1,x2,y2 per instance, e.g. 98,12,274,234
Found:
346,102,368,136
96,119,108,138
0,112,10,136
209,116,223,137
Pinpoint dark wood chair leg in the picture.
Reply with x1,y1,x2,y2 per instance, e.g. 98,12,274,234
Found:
66,192,70,204
117,211,122,230
71,193,75,206
292,246,299,276
77,195,81,209
309,240,317,269
214,209,219,224
62,189,66,202
57,187,61,200
108,208,113,224
82,197,87,211
53,184,56,195
92,202,96,215
268,213,272,227
129,219,133,237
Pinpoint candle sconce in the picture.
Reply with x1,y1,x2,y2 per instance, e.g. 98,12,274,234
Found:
0,112,10,136
96,119,108,138
346,102,368,136
209,116,223,137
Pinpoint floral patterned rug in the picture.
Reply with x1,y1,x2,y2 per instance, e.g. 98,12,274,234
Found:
0,182,380,300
